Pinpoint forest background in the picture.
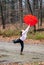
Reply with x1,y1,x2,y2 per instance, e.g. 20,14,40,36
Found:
0,0,44,44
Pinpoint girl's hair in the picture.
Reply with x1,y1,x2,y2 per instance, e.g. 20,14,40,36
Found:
20,30,24,36
20,31,22,36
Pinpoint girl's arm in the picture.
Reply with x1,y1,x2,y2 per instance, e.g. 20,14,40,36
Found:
22,25,30,35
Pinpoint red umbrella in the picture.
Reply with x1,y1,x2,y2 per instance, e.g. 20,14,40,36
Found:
23,14,38,26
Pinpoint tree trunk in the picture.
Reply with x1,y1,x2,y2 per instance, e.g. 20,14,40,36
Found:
0,1,5,29
40,0,42,26
27,0,33,15
19,0,23,25
11,0,15,23
33,0,37,32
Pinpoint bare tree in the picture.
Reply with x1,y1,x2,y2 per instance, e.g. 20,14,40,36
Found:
19,0,23,25
40,0,42,26
0,1,5,29
33,0,36,32
27,0,37,32
27,0,33,14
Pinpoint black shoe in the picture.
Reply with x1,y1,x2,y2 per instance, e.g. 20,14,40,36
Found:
20,52,24,55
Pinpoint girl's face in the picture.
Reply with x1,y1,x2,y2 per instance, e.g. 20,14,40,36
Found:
21,30,24,33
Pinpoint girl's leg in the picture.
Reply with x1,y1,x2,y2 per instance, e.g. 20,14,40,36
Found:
20,41,24,55
13,39,24,55
13,39,20,44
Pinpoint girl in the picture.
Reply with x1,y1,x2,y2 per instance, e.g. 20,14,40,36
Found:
13,25,30,55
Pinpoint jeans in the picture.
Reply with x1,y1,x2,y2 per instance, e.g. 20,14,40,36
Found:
13,39,24,53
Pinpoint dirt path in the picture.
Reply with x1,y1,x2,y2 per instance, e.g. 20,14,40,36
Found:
0,41,44,64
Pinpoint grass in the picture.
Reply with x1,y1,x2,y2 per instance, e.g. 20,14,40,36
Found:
0,29,20,37
28,32,44,40
0,29,44,40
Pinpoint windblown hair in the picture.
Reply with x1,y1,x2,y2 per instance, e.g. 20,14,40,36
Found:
20,31,22,36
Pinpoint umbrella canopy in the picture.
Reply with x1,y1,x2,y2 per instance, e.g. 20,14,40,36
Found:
23,14,38,26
